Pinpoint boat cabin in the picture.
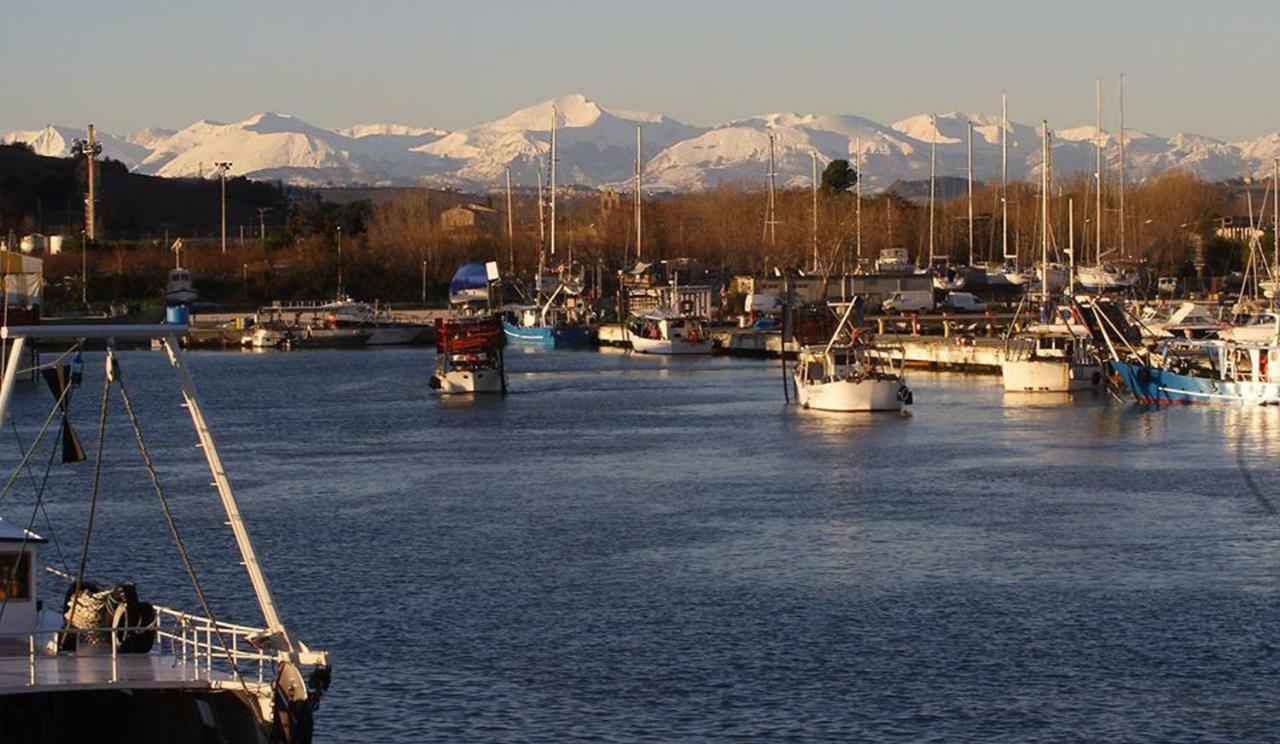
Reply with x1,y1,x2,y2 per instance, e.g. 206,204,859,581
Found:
0,518,45,641
634,313,705,343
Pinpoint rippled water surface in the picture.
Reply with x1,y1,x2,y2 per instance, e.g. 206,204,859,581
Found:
5,346,1280,742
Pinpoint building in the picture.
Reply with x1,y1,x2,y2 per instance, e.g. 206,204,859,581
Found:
441,203,501,233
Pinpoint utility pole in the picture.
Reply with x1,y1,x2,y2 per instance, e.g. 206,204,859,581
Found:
257,207,271,241
214,162,233,253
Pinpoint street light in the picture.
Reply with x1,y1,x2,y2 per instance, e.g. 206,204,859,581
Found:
214,162,233,254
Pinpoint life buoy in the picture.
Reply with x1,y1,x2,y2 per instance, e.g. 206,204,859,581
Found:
679,300,695,314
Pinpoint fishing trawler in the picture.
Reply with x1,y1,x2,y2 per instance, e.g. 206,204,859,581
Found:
0,324,330,743
1108,338,1280,406
431,262,506,394
793,300,912,412
502,265,596,348
1000,324,1102,392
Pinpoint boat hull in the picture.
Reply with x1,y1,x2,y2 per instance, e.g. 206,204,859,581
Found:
432,368,504,394
796,377,905,412
1111,360,1280,406
1001,360,1101,392
630,336,714,355
501,321,597,348
366,325,430,346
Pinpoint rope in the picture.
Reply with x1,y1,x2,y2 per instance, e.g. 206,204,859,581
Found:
64,348,114,635
114,358,250,692
0,378,75,508
9,414,71,574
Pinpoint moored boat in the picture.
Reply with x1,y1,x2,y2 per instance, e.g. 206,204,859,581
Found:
431,262,506,394
793,299,912,412
628,309,713,355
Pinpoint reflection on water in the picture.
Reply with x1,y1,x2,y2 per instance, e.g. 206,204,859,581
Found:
2,352,1278,742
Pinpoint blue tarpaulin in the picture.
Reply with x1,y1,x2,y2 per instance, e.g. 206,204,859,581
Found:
450,262,490,301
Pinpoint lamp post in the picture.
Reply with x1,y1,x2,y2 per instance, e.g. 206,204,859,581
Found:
214,162,232,253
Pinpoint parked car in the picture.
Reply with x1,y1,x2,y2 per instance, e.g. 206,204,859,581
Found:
944,291,987,312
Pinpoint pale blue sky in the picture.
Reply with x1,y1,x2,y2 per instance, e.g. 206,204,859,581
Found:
3,0,1277,140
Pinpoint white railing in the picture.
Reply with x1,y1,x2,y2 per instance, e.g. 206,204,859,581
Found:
3,605,275,691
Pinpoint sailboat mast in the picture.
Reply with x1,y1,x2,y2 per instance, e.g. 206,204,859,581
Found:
967,120,975,267
550,105,557,260
1001,92,1009,261
1095,77,1103,265
505,167,514,270
635,125,643,263
1274,157,1278,273
855,135,863,268
1118,73,1126,260
767,133,777,247
1068,197,1075,293
928,114,937,266
1041,120,1050,298
536,161,545,298
812,150,819,273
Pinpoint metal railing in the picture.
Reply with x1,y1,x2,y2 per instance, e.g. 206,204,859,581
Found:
3,604,275,691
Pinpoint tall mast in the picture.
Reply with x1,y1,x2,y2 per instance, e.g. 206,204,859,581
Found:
1118,73,1126,259
505,167,514,270
765,133,777,248
967,120,975,267
536,161,545,298
635,125,643,263
1273,158,1278,273
811,150,819,273
1041,119,1050,298
855,135,863,269
1068,197,1075,293
85,124,98,242
928,114,937,266
1095,76,1104,264
549,105,557,260
1001,93,1010,261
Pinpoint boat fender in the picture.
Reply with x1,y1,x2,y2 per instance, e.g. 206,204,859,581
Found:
1091,370,1102,385
897,385,914,405
679,300,695,314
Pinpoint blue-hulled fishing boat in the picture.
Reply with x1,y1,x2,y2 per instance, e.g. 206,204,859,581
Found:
1108,340,1280,406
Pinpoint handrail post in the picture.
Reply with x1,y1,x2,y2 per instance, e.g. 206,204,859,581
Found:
111,630,119,683
28,634,35,686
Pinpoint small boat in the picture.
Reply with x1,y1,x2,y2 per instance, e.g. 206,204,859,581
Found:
793,300,912,412
431,262,506,394
628,309,713,355
249,322,370,350
1000,325,1102,392
1218,311,1280,344
502,304,597,347
0,323,330,742
162,268,197,305
1077,263,1140,291
1137,301,1227,340
324,299,431,346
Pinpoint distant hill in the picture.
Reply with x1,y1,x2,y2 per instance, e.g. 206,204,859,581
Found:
0,144,287,240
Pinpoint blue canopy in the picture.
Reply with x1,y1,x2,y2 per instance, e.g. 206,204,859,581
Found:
450,262,491,302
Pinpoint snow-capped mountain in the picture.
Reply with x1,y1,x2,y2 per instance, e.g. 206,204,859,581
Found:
1,125,149,167
5,94,1278,191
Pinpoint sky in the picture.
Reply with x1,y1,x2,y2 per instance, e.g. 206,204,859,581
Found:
2,0,1278,141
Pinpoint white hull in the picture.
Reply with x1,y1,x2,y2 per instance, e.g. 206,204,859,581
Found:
1001,359,1100,392
433,368,504,394
1078,266,1139,290
630,336,713,355
796,377,904,412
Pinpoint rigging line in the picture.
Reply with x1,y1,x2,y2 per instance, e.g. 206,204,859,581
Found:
8,414,70,574
114,357,250,692
0,434,62,624
64,347,114,636
0,369,76,507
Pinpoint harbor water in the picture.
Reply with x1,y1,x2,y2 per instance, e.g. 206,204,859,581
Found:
5,347,1280,742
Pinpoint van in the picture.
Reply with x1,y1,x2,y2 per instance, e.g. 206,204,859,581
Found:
882,290,934,313
944,291,987,312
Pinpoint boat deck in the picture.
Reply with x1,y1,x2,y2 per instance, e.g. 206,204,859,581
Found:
0,648,242,693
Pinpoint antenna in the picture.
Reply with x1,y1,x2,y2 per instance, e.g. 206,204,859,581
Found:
72,125,103,242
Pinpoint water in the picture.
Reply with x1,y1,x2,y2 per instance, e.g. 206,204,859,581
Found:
5,347,1280,742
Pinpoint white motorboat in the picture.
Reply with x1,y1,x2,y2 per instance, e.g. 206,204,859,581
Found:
325,299,431,346
1138,301,1227,340
793,300,912,412
629,309,713,355
1219,312,1280,344
0,324,330,742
